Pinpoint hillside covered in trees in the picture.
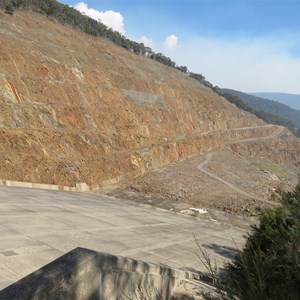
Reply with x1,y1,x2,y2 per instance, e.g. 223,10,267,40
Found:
219,88,300,137
251,92,300,110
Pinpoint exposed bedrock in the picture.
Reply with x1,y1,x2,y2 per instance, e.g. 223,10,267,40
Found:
0,12,298,187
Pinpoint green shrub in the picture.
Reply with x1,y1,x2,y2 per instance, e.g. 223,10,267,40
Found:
225,181,300,300
5,3,14,15
198,181,300,300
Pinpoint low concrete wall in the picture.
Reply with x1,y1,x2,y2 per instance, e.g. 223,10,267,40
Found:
0,180,90,192
0,248,199,300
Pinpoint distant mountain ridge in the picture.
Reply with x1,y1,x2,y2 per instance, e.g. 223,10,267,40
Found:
250,93,300,110
220,89,300,130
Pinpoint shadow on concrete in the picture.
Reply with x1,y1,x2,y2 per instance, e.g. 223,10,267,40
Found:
0,247,195,299
0,247,100,299
203,243,238,260
170,295,196,300
181,267,213,285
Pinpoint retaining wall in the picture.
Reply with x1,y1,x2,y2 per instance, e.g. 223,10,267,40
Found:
0,247,200,299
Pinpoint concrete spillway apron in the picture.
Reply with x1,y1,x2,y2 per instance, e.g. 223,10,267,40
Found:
0,247,207,299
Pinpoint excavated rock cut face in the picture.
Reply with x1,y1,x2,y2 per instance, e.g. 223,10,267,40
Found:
0,11,266,187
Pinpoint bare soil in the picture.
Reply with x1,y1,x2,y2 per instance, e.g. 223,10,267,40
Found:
97,148,298,226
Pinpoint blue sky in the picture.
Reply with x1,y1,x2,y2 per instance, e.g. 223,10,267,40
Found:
59,0,300,95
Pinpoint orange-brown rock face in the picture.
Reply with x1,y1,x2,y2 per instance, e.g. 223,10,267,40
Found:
0,11,297,187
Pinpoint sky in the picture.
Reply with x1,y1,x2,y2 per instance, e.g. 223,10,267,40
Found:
59,0,300,95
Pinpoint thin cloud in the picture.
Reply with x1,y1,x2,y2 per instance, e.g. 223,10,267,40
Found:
139,36,155,48
74,2,125,34
164,34,179,50
166,34,300,93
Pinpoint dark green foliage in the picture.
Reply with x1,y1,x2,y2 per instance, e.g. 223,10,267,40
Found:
252,92,300,111
226,182,300,300
12,0,25,8
149,52,176,68
221,92,252,112
8,0,182,71
217,90,300,137
176,65,188,73
189,72,206,82
220,88,300,129
189,71,215,90
5,2,14,15
4,0,220,92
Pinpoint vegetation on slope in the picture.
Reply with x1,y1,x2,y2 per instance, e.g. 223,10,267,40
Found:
2,0,298,137
221,89,300,128
217,90,300,137
0,0,217,91
201,181,300,300
228,182,300,299
251,92,300,111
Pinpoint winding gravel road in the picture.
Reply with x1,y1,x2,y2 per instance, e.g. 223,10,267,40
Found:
197,125,284,204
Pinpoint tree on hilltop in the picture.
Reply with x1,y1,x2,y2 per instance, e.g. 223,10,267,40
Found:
5,2,14,15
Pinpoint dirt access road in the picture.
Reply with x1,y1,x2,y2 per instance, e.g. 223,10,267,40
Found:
110,123,296,215
197,125,284,205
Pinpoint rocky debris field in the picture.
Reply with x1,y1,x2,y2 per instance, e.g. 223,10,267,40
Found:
98,147,298,220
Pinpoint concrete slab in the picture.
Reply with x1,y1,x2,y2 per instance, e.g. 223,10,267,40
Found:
0,186,248,290
0,248,199,300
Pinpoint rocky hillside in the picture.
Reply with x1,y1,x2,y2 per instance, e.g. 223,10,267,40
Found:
0,11,298,188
